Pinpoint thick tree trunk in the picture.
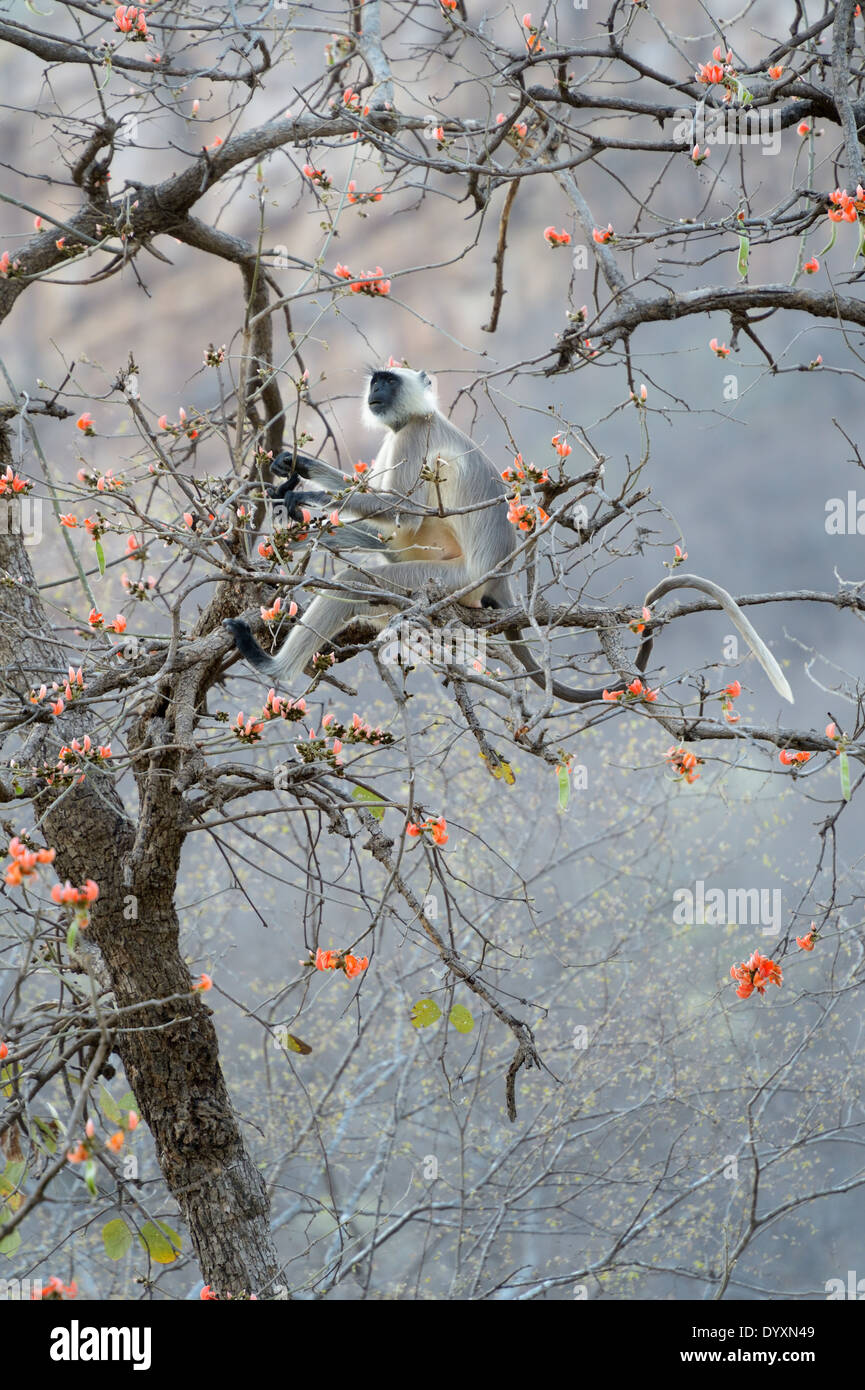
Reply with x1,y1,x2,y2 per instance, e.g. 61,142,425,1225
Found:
0,424,280,1297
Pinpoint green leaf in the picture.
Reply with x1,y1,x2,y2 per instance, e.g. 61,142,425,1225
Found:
32,1117,57,1155
0,1225,21,1258
737,236,749,280
839,749,851,801
99,1085,123,1126
0,1160,26,1191
94,537,105,577
352,785,385,821
411,998,442,1029
84,1159,98,1197
557,765,570,814
117,1092,137,1113
138,1220,178,1264
448,1005,474,1034
102,1217,133,1261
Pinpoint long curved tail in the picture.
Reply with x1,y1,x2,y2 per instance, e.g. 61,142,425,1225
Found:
506,572,792,705
643,573,792,703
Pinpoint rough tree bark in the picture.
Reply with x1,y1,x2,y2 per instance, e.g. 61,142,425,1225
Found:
0,424,280,1297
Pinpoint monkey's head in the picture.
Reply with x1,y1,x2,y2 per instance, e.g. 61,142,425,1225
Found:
364,367,435,431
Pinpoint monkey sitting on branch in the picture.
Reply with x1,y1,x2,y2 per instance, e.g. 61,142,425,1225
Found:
224,368,793,706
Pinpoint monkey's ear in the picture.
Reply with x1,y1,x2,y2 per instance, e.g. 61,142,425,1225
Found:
419,369,432,386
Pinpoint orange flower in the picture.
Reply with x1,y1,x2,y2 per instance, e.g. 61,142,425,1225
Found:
725,680,741,698
114,4,148,36
106,1130,125,1153
797,121,811,137
695,61,726,85
431,816,448,845
592,224,614,244
796,927,817,951
343,953,369,978
76,413,95,433
543,227,571,247
315,947,337,970
0,1041,7,1060
192,972,213,991
767,65,783,79
709,338,730,358
803,256,819,274
730,949,783,999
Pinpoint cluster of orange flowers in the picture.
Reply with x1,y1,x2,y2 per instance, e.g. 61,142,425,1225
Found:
157,407,199,441
406,816,448,846
0,251,23,279
507,497,548,532
602,678,659,704
730,950,782,999
77,466,124,492
233,710,265,744
113,4,148,38
501,456,549,487
629,605,652,635
31,1277,78,1301
308,947,369,978
67,1110,139,1166
721,678,741,724
827,185,865,224
695,46,735,95
28,665,84,717
121,571,157,599
51,879,99,906
0,464,30,495
321,710,392,747
666,746,702,784
334,263,391,296
88,608,127,634
58,735,112,772
522,13,545,52
4,835,56,887
496,113,528,141
504,454,550,532
302,164,331,189
543,227,571,248
778,748,811,766
347,181,383,205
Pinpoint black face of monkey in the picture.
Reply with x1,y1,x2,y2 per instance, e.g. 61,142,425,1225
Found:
367,371,400,415
366,368,433,423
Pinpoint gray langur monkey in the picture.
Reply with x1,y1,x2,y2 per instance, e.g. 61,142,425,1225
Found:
223,368,793,705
